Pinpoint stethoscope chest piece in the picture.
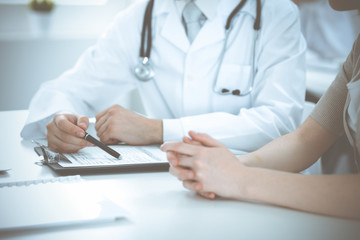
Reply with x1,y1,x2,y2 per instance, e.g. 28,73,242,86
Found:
134,57,155,81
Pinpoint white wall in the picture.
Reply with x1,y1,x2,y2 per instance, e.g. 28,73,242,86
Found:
0,0,141,111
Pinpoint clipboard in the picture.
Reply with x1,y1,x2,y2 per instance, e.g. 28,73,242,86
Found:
33,141,169,174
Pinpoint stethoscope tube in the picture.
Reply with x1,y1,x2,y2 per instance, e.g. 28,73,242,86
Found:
213,0,261,96
140,0,153,59
213,27,258,96
134,0,155,81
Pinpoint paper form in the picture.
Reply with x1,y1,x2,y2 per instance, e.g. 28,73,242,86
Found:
59,145,167,168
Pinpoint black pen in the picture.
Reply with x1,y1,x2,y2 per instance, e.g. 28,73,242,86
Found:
83,132,121,159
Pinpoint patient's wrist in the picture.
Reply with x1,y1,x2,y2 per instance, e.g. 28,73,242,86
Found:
238,153,261,167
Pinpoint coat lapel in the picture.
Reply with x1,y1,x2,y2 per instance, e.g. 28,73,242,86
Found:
190,14,226,52
159,1,189,52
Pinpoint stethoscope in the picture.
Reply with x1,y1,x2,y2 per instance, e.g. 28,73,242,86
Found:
134,0,262,97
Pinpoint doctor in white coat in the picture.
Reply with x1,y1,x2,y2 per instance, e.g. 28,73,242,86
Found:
21,0,306,154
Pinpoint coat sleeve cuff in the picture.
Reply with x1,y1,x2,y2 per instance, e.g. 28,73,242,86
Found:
162,118,185,142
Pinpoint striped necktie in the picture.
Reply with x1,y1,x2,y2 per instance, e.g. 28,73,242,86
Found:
182,1,207,43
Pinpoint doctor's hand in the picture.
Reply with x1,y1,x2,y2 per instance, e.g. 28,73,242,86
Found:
46,113,91,153
161,131,246,200
95,104,163,145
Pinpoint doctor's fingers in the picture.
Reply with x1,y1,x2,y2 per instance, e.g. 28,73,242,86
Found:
95,104,124,126
169,165,196,181
76,115,89,131
96,117,111,143
95,104,118,120
94,112,108,133
47,123,90,146
53,114,86,138
97,120,124,144
47,131,88,153
95,110,121,137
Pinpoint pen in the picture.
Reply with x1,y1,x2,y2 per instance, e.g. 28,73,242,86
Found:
83,132,121,159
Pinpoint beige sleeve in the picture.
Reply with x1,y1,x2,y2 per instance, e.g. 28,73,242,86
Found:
310,73,347,136
310,34,360,136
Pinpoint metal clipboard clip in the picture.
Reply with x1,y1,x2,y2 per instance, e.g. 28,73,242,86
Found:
32,140,60,166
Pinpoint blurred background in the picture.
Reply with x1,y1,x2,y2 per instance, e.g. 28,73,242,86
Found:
0,0,135,111
0,0,359,111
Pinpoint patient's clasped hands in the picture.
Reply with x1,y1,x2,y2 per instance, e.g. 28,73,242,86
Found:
161,131,248,200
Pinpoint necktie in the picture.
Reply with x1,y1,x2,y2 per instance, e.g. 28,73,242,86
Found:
182,1,207,43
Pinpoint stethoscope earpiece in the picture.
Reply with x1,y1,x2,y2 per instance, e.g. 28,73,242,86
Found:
220,88,241,96
232,90,241,96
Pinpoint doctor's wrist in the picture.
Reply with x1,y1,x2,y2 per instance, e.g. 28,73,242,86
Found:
147,119,163,144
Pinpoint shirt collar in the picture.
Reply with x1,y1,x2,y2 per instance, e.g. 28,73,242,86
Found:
175,0,219,20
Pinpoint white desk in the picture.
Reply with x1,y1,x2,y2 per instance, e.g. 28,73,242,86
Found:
0,110,359,240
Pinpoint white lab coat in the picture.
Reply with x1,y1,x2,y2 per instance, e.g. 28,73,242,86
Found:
21,0,306,154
